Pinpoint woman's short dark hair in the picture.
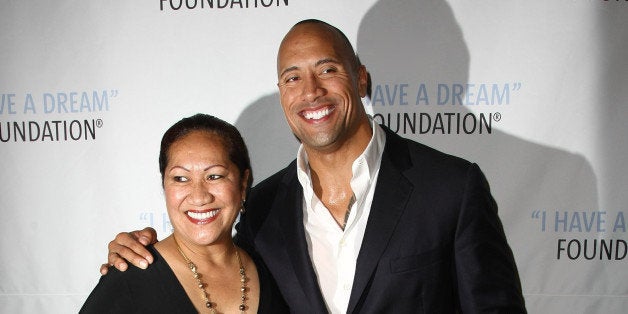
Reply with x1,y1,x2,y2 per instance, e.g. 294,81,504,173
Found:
158,113,253,189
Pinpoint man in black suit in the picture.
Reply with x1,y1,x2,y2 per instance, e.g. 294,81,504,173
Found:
104,19,526,313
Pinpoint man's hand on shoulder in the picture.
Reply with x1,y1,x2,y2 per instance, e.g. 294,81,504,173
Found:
99,227,158,275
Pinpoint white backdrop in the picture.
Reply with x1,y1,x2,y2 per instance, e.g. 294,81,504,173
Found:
1,0,627,313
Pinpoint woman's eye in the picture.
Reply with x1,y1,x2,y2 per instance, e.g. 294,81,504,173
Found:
173,176,188,182
207,174,223,180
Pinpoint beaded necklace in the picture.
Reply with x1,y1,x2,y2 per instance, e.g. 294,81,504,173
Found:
174,236,248,313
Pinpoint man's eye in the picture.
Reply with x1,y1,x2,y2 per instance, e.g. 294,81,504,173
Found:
321,67,337,74
286,76,299,83
208,174,223,180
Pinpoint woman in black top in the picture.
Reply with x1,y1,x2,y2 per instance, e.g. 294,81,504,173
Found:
81,114,287,313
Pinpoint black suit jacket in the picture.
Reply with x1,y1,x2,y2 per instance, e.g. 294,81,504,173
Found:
237,126,526,313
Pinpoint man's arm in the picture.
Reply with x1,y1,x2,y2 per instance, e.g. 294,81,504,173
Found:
455,164,526,313
99,227,158,275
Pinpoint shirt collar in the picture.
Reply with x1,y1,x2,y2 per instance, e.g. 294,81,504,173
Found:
296,117,386,189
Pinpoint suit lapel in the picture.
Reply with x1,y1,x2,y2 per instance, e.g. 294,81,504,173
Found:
256,164,328,312
347,129,414,313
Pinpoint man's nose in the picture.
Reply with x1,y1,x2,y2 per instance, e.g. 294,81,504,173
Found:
301,73,325,102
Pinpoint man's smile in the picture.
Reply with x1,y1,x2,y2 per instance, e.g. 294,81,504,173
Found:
301,106,334,121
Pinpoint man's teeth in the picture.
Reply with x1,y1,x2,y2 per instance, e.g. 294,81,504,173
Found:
187,210,218,220
303,107,331,120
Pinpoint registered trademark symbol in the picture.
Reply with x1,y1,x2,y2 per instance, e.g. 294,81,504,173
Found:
96,119,103,128
493,112,502,122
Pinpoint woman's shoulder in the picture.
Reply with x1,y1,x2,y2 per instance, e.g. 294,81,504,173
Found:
80,245,193,313
102,245,167,281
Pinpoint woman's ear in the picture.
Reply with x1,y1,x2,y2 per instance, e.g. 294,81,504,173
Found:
241,169,251,197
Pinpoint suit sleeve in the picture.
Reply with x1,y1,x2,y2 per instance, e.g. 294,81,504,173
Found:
454,163,527,313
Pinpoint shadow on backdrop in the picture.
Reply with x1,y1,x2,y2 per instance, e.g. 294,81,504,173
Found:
598,4,628,215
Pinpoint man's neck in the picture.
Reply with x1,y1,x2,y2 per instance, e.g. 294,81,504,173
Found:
304,119,373,175
304,119,373,226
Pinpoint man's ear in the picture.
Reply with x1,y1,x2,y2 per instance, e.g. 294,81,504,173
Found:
357,65,369,98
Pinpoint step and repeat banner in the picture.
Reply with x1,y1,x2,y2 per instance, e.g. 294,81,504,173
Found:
1,0,627,313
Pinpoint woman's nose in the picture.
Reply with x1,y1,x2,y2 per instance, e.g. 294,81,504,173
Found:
188,181,213,206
